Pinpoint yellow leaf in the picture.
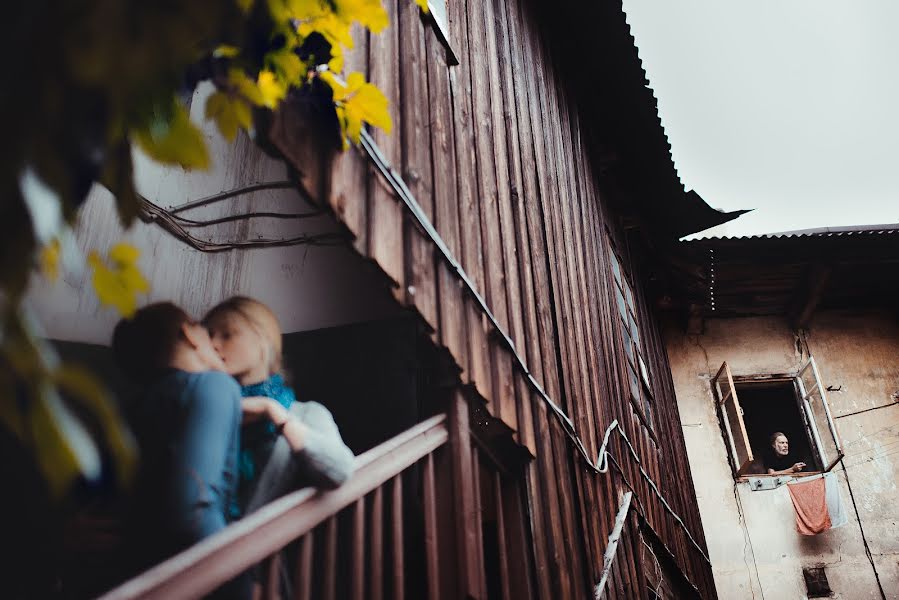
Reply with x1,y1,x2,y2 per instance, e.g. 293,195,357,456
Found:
284,0,327,20
237,0,254,13
88,245,150,317
268,47,307,84
108,242,140,266
133,101,210,170
205,91,253,141
228,68,265,106
327,44,345,73
324,71,392,146
268,0,291,21
333,0,389,33
40,239,61,281
414,0,429,14
297,12,354,49
257,70,287,108
214,44,241,58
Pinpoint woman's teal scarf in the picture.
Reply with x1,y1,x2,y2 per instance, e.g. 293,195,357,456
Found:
232,374,295,518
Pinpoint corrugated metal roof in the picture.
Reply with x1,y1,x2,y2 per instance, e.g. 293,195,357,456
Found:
685,223,899,242
540,1,748,239
664,221,899,319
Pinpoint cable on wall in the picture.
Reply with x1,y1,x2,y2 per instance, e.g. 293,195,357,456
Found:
358,129,712,567
137,191,344,252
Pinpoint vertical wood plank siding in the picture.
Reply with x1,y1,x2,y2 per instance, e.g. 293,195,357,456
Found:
302,0,715,596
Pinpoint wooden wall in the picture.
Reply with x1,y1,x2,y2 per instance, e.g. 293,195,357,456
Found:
276,0,716,596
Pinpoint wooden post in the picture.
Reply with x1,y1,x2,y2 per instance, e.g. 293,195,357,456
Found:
448,389,483,598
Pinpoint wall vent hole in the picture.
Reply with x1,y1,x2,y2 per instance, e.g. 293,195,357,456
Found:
803,566,831,597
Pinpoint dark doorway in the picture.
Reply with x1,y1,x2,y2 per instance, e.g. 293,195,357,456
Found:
735,381,820,474
282,316,439,455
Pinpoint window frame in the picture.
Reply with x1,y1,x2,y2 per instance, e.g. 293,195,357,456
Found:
711,362,754,476
607,238,655,432
712,357,845,479
423,0,459,66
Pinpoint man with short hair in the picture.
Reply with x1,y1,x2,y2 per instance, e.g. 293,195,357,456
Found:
113,302,248,598
766,432,807,475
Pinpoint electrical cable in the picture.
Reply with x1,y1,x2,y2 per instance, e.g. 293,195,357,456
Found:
840,457,888,600
137,193,345,252
167,180,299,214
358,129,712,569
842,423,899,447
732,482,764,600
167,209,326,228
834,401,899,420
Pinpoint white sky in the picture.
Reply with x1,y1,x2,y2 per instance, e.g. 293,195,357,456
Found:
622,1,899,238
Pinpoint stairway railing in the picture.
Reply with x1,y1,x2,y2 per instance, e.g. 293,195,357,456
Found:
100,413,449,600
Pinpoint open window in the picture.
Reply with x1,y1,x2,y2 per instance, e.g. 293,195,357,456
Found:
711,362,754,475
711,357,844,477
798,358,845,472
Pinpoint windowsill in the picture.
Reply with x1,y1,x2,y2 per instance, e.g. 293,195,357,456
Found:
736,471,823,482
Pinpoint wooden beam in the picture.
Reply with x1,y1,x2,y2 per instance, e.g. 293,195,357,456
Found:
790,264,832,329
685,303,704,336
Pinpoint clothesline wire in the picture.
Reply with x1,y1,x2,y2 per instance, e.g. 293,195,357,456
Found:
841,437,899,460
841,422,899,447
834,446,899,472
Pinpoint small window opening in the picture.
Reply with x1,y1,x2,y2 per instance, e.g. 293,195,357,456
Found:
710,358,844,478
735,381,821,475
803,566,831,597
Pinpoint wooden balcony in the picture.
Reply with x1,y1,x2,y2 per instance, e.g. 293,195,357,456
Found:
100,392,534,600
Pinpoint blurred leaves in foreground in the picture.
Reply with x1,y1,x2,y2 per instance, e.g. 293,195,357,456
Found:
1,0,428,509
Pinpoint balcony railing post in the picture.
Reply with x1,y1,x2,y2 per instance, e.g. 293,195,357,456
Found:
447,389,484,598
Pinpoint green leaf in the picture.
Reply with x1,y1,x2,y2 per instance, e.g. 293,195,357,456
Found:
100,141,140,227
30,383,102,498
53,364,137,488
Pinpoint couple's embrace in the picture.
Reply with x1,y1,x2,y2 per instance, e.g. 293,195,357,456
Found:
112,297,354,593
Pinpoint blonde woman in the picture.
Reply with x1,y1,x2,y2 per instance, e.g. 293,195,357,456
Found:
203,297,354,517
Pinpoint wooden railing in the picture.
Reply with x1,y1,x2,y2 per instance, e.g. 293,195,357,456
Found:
100,413,450,600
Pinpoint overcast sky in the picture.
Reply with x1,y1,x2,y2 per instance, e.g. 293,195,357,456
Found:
622,1,899,238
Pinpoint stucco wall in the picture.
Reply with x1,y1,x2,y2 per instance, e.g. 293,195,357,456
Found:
665,311,899,599
26,83,399,344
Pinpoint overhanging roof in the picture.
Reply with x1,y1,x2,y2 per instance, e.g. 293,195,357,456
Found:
665,224,899,322
533,0,748,239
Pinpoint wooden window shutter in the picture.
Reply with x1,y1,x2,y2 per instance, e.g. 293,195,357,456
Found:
711,362,754,475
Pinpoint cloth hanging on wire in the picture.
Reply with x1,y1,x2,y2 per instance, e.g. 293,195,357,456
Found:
786,472,846,535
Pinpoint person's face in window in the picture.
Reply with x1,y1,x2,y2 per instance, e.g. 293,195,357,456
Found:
772,434,789,457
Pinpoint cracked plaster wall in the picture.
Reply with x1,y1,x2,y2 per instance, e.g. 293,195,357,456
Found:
664,310,899,599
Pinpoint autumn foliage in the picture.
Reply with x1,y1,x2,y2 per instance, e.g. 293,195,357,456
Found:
1,0,413,503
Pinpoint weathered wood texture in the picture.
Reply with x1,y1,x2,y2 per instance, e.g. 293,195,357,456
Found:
297,0,715,596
